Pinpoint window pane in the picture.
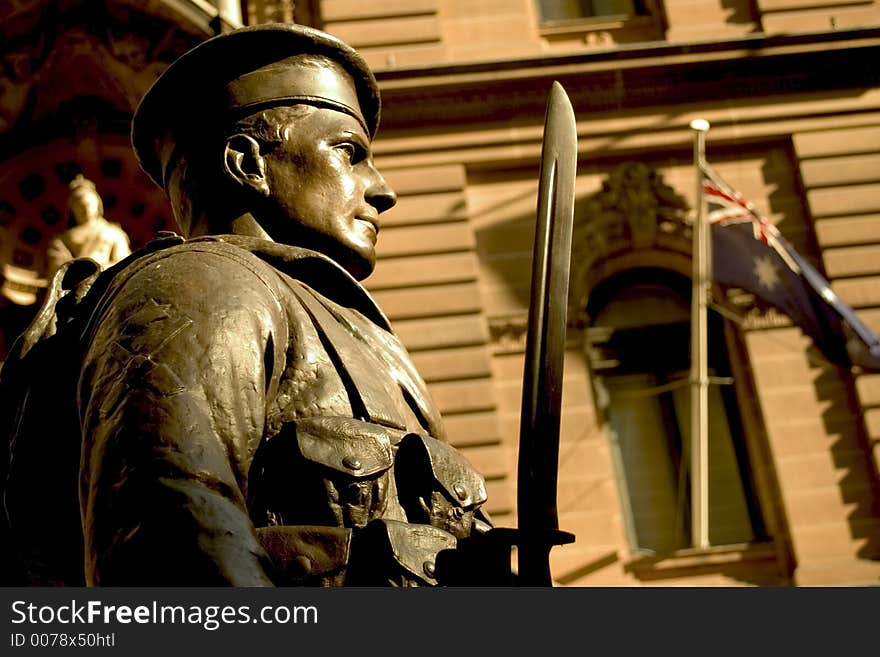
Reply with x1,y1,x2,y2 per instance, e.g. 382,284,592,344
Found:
606,373,689,554
593,0,640,16
537,0,594,22
671,384,757,546
589,273,761,555
536,0,639,21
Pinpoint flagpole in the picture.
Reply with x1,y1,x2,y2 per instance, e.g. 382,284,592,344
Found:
690,118,710,550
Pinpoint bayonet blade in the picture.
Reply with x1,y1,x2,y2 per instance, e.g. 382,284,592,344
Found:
516,81,577,586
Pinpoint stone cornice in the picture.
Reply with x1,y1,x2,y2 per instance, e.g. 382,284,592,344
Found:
157,0,241,34
376,28,880,85
376,28,880,132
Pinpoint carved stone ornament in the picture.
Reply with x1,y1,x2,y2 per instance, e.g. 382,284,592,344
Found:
485,162,694,351
0,1,202,135
564,162,783,334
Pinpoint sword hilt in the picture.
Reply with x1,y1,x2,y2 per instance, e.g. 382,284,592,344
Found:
437,528,574,586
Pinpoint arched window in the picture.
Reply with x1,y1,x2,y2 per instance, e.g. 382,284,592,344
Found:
586,268,767,555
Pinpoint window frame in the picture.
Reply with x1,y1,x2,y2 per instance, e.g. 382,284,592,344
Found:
534,0,668,44
585,270,773,565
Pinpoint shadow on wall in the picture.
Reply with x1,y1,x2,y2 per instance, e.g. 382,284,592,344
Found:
763,147,880,562
718,0,763,29
815,355,880,561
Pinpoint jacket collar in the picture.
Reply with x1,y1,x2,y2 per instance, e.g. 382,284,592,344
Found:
191,234,392,332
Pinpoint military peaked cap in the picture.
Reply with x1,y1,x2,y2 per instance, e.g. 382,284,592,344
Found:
131,23,381,188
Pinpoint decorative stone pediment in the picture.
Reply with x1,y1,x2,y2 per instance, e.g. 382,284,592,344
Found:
488,162,694,352
0,2,211,311
0,1,205,136
568,162,692,323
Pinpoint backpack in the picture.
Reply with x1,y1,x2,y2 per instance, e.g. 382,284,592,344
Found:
0,234,184,585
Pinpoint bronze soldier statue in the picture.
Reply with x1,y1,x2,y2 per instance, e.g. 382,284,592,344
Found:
1,24,501,587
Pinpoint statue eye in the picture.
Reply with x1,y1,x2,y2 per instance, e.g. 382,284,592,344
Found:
337,142,357,161
336,140,366,163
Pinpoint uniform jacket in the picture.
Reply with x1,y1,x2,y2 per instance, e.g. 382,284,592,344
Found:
2,234,489,586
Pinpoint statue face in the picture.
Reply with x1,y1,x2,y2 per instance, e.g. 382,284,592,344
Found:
70,189,101,225
259,107,396,280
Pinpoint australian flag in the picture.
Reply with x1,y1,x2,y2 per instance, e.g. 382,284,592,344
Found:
703,163,880,370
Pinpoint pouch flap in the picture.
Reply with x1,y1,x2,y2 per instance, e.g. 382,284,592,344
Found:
400,433,488,508
295,416,394,478
382,519,457,585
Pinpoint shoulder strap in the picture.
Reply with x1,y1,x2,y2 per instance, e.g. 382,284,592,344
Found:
79,235,285,347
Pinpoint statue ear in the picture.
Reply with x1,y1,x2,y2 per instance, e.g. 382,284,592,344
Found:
223,134,270,196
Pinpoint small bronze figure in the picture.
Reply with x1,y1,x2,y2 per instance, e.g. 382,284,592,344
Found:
1,24,501,587
46,175,131,278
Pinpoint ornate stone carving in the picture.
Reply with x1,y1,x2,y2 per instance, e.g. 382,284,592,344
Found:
569,161,691,315
562,161,788,328
488,315,530,352
0,2,202,135
485,163,695,351
488,315,584,353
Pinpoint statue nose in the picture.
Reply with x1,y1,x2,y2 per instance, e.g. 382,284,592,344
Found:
366,172,397,214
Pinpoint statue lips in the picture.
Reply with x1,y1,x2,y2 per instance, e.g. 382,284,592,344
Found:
356,214,380,243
